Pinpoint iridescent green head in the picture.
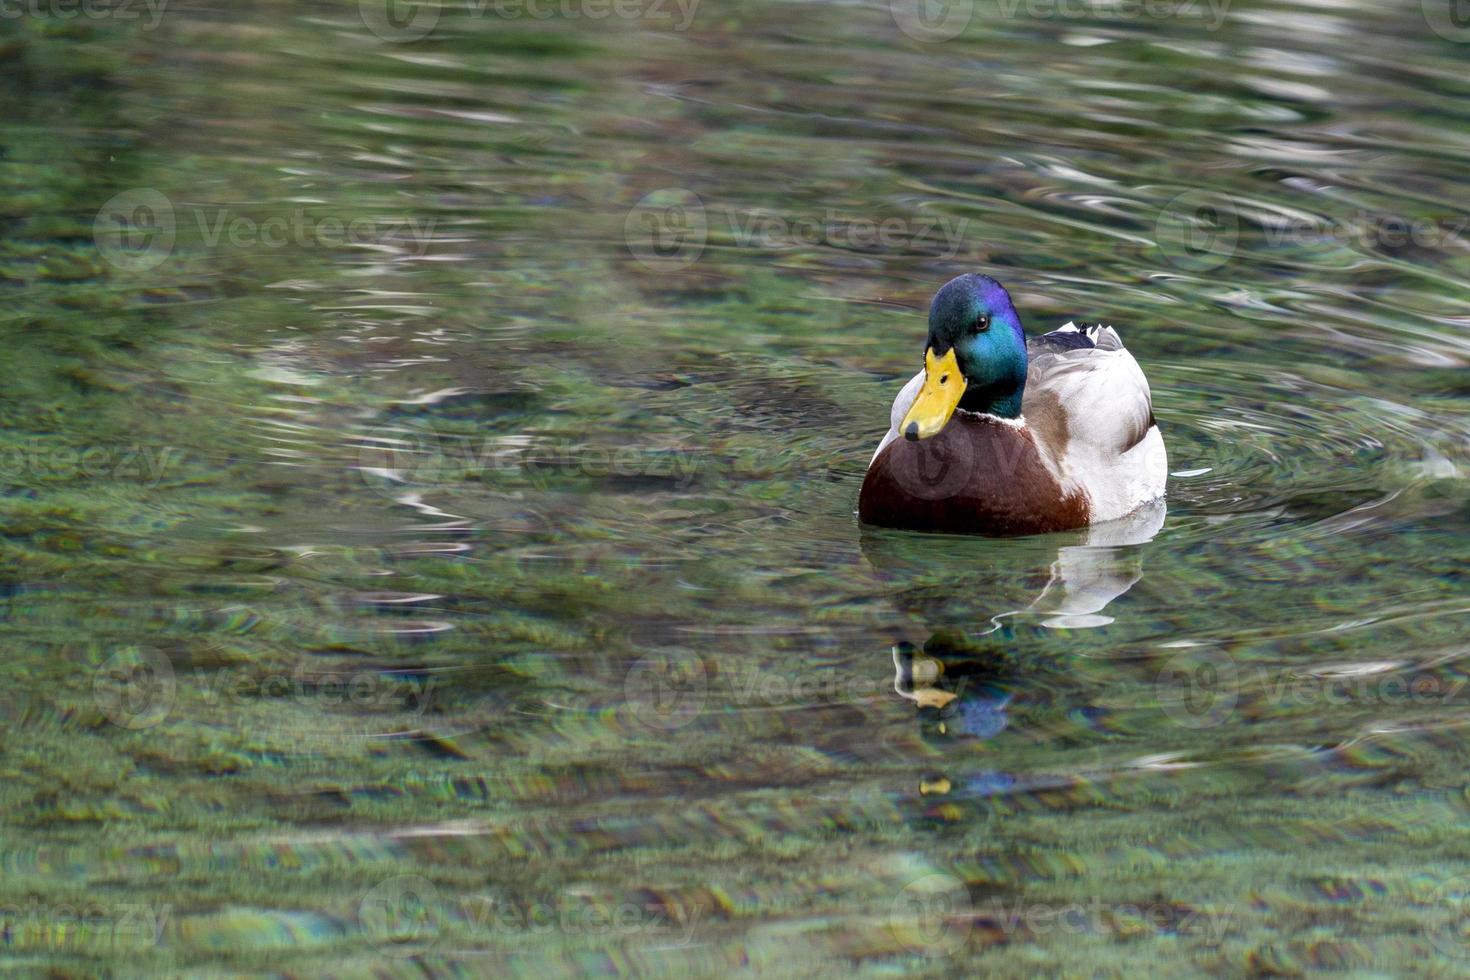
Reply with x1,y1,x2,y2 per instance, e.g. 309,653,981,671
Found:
902,274,1028,439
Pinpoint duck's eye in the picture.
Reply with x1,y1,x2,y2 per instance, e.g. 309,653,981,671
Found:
940,374,949,384
973,315,991,334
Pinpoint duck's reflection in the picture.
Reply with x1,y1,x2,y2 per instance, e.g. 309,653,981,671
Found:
860,497,1165,632
1027,497,1165,629
893,631,1014,743
893,632,1018,801
867,500,1166,798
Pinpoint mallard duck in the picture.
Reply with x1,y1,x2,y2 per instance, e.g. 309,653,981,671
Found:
859,274,1166,535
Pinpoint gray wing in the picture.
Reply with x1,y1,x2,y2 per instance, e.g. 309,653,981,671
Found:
1024,322,1156,456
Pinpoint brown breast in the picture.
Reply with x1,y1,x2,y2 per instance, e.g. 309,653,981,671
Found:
858,413,1089,536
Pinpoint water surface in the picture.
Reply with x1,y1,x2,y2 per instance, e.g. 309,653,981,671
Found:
3,0,1470,974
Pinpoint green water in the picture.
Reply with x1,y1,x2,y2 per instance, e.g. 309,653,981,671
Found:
3,1,1470,975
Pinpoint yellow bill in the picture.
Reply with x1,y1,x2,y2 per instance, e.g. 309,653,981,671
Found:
900,347,967,440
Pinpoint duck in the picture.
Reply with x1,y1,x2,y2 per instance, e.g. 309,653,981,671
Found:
858,274,1166,535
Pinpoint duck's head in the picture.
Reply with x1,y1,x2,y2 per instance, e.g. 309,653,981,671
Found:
901,273,1027,440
